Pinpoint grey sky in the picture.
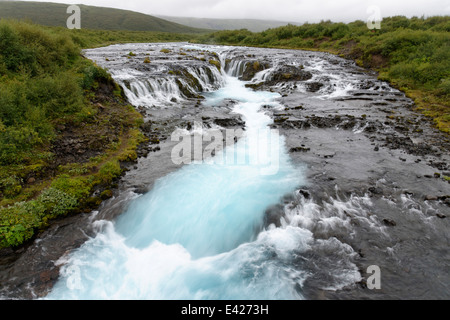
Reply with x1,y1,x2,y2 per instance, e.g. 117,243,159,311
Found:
18,0,450,22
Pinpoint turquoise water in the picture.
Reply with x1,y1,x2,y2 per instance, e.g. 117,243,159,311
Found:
45,75,308,300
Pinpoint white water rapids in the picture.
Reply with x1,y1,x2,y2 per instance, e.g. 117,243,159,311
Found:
45,52,315,300
42,44,394,300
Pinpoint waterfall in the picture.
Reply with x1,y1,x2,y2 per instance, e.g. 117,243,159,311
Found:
43,46,314,300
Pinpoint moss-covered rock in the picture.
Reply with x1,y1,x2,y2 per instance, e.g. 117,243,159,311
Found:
267,65,312,84
209,59,221,71
240,60,268,81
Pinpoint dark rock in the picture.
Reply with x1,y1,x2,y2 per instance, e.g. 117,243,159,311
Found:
134,187,148,195
240,61,268,81
436,213,446,219
298,189,311,199
140,122,152,133
267,65,312,85
213,117,245,128
245,82,265,90
383,219,397,227
425,195,438,201
368,187,383,195
289,147,310,153
305,82,324,92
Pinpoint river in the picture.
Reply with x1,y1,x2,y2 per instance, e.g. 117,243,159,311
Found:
1,43,449,300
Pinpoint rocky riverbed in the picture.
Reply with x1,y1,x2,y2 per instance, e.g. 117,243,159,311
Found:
0,43,448,300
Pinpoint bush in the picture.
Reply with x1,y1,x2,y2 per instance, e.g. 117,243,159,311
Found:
0,200,45,247
81,64,111,90
96,160,122,185
39,187,78,218
51,175,91,200
0,175,23,198
437,78,450,97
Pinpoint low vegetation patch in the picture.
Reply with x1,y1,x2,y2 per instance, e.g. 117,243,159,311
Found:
0,20,146,249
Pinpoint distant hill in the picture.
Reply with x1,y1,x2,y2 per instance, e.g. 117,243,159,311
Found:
0,1,209,33
156,15,300,32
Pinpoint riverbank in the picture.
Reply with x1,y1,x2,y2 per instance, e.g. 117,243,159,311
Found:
0,20,150,250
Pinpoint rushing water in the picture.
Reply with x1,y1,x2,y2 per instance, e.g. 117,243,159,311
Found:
29,43,449,300
45,59,309,299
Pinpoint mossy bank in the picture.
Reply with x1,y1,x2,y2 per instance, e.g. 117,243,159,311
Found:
0,20,147,249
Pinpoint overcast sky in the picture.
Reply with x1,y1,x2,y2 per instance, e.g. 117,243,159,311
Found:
18,0,450,22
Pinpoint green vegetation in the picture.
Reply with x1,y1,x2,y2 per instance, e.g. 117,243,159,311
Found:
0,1,210,33
196,16,450,133
51,27,201,49
209,59,221,71
156,15,299,32
0,20,146,248
1,14,449,249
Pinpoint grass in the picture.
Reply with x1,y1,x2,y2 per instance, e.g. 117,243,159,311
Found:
1,15,449,248
195,16,450,133
0,19,147,249
0,1,210,33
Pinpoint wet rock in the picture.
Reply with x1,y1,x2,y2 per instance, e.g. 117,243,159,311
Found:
305,82,324,92
213,117,245,128
267,65,312,85
298,189,311,199
245,82,265,90
436,213,446,219
134,187,148,195
383,219,397,227
289,147,311,153
368,187,383,195
424,195,438,201
240,61,268,81
140,122,152,133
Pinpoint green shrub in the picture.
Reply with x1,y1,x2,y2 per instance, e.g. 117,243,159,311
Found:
51,174,91,200
437,78,450,97
81,64,111,90
0,175,23,198
0,200,45,247
39,187,78,218
96,160,122,185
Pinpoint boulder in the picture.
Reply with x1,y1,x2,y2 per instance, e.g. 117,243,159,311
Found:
267,65,312,85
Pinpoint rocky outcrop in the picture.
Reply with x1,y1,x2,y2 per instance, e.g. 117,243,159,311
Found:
266,65,312,85
240,61,269,81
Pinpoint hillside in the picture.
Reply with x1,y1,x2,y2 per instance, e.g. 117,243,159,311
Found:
0,20,149,248
156,15,299,32
0,1,209,33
